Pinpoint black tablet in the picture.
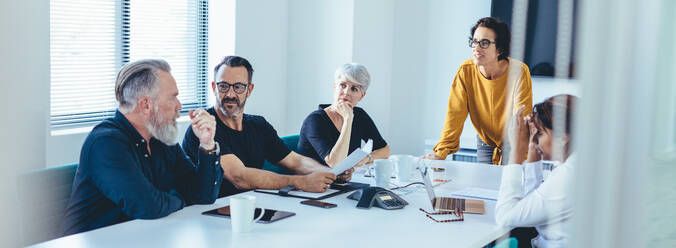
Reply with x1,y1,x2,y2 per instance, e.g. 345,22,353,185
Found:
201,206,295,224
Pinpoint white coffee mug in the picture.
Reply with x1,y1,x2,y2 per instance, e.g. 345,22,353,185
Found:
230,195,265,233
390,154,417,182
374,159,394,188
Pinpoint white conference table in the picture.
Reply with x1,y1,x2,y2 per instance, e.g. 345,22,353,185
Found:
30,160,509,248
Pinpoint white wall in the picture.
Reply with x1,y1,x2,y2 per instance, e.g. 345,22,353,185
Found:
1,0,49,245
351,0,395,144
387,0,430,155
2,0,50,172
208,0,236,106
283,0,355,136
47,131,87,166
234,0,289,132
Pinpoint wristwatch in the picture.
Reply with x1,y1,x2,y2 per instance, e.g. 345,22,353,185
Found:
199,142,220,155
367,153,374,164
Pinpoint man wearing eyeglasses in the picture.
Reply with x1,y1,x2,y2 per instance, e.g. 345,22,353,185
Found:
183,56,352,198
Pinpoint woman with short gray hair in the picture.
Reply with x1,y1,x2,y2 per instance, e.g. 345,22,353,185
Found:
297,63,390,167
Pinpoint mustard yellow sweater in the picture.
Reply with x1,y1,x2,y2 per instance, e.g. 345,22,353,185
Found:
433,58,533,164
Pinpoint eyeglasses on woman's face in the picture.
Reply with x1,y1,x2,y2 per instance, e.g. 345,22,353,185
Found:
468,38,496,49
216,82,249,94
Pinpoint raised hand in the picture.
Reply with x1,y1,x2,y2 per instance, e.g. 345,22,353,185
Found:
508,105,530,163
525,114,542,163
189,109,216,149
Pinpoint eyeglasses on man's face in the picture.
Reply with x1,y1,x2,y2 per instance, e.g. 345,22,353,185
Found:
216,82,249,94
468,38,497,49
337,82,362,94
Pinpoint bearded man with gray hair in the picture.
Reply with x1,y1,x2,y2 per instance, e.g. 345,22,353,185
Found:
62,59,223,236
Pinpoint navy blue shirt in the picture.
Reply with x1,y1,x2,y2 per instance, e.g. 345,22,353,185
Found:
62,111,223,236
297,104,387,166
183,108,291,197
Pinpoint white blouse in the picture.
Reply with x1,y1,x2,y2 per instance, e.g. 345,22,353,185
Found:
495,154,576,248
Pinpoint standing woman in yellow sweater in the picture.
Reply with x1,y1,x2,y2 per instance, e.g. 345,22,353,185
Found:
423,17,533,164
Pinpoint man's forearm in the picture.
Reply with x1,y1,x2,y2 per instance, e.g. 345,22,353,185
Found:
293,156,327,175
228,167,303,190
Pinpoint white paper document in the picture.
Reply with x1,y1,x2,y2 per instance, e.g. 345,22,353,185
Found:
450,187,499,201
256,189,340,198
328,139,373,175
360,139,373,154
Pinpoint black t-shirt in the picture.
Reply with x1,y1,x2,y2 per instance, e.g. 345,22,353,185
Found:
183,108,291,197
297,104,387,166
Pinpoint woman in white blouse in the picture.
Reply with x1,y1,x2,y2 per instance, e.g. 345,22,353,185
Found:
496,94,578,248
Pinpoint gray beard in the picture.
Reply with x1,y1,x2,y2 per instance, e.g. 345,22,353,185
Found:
147,107,179,146
218,99,246,118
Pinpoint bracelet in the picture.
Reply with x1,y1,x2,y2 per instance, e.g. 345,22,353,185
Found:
199,142,220,155
367,154,374,163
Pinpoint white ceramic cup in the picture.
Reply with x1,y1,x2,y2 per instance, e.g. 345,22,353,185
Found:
374,159,394,188
390,154,417,182
230,195,265,233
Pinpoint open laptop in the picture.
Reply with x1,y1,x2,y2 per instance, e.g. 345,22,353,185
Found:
420,167,486,214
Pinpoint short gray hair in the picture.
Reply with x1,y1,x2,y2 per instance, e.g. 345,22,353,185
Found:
334,63,371,91
115,59,171,113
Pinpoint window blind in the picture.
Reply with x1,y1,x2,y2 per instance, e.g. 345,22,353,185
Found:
50,0,209,128
128,0,209,112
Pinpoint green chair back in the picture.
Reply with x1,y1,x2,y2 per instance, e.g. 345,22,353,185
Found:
16,164,78,246
262,134,299,175
491,237,518,248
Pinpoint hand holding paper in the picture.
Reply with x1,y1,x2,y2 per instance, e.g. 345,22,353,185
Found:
328,139,373,175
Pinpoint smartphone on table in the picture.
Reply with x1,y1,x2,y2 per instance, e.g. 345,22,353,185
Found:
300,199,337,208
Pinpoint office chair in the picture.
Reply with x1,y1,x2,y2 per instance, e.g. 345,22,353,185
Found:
16,163,78,246
261,134,298,175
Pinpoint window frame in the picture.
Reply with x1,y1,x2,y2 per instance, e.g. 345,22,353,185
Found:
49,0,209,129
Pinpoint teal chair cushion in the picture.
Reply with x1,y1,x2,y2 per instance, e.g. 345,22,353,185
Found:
261,134,299,175
16,163,78,246
490,237,518,248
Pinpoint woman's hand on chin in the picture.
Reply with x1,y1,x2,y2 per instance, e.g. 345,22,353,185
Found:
335,101,354,121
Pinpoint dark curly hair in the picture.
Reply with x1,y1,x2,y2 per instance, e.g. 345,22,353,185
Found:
532,94,578,135
470,17,511,61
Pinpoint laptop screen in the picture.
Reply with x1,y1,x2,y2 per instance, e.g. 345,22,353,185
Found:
420,167,436,202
